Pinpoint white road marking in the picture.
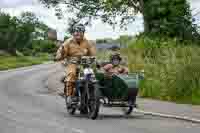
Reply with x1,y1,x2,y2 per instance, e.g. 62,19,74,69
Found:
71,128,85,133
134,109,200,123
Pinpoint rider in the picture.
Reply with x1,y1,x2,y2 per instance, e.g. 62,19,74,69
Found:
103,53,128,78
55,23,96,104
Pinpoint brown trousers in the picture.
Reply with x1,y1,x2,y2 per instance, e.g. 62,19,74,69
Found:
64,64,77,96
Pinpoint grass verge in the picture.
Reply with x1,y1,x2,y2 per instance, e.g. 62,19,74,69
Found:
0,53,52,71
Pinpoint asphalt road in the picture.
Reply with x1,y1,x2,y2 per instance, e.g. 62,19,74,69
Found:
0,63,199,133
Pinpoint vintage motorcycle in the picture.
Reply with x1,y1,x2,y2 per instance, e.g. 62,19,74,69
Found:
64,56,100,119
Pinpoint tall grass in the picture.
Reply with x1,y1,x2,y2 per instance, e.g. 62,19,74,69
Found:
120,36,200,105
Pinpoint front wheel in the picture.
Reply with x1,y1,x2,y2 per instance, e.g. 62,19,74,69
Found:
67,107,76,115
80,95,88,115
88,87,101,120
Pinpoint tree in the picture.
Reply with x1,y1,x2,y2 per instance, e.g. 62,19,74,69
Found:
20,12,38,25
34,22,49,40
13,12,38,51
0,11,53,55
0,12,11,50
0,12,19,53
40,0,196,40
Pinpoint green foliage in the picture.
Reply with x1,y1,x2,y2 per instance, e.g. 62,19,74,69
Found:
40,0,200,42
121,36,200,104
0,11,39,53
0,11,56,55
143,0,197,40
0,54,51,70
128,33,200,49
0,12,16,52
95,35,134,45
128,34,178,48
30,40,57,54
40,0,140,29
117,35,133,44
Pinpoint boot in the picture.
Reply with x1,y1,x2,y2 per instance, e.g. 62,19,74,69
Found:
66,95,78,105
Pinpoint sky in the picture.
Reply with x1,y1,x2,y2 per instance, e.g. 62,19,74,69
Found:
0,0,200,41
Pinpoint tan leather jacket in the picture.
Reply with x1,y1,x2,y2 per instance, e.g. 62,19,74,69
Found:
55,37,96,62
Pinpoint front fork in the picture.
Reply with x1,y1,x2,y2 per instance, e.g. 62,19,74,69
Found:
79,81,94,110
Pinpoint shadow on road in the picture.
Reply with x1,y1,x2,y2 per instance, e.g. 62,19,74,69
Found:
98,114,147,120
63,112,158,121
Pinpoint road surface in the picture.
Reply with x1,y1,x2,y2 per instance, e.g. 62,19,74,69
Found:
0,63,199,133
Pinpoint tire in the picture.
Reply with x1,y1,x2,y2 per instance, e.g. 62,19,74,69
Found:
67,107,76,115
88,87,101,120
80,106,88,115
80,94,88,115
79,86,88,115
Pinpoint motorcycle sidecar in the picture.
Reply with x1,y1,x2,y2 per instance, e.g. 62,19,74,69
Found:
94,72,143,115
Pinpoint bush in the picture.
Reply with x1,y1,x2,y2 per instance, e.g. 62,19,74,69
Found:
30,40,57,54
